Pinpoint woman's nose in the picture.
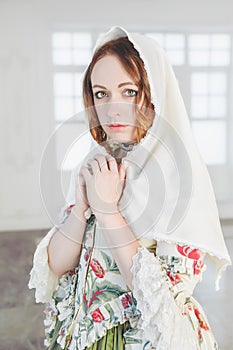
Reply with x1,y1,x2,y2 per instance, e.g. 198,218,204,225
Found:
106,101,122,118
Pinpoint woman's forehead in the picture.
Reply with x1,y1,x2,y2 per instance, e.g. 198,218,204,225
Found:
91,55,136,86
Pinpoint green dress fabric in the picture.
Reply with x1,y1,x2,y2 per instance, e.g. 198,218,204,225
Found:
85,321,131,350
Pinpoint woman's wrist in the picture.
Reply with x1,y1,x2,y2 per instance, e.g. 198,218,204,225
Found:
95,210,122,227
71,205,88,223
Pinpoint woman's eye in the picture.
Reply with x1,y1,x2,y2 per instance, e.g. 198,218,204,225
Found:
94,91,107,99
125,89,138,97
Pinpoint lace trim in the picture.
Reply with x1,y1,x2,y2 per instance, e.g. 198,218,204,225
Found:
130,247,200,350
28,226,59,303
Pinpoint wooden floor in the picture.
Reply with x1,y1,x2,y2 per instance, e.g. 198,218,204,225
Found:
0,223,232,349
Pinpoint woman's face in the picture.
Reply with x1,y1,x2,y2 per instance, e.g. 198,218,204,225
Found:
91,54,140,143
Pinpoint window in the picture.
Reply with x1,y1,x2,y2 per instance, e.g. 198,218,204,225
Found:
53,32,92,66
52,32,94,171
54,72,83,122
188,34,230,165
188,34,231,66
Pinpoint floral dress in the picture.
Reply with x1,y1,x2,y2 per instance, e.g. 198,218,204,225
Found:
29,208,220,350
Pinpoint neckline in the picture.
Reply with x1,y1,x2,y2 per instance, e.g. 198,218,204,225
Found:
106,139,138,151
102,139,138,165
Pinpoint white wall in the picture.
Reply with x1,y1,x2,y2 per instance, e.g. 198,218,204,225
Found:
1,0,233,230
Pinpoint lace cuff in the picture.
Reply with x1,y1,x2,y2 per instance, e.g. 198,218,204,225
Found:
130,247,199,350
28,226,59,303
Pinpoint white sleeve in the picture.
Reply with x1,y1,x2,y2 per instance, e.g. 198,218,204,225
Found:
28,226,59,303
130,246,200,350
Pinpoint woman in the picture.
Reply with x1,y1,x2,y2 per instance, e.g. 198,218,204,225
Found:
29,27,231,350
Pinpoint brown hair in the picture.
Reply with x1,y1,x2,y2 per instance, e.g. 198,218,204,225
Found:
82,36,155,144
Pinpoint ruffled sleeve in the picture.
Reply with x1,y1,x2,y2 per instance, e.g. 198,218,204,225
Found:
130,246,200,350
28,202,93,304
28,226,59,303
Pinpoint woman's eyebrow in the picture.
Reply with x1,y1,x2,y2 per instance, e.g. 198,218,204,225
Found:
92,82,137,89
118,82,137,88
92,84,107,89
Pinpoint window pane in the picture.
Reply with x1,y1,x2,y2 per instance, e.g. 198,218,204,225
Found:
74,73,84,96
211,34,231,49
54,97,74,121
191,96,208,118
73,32,92,48
165,34,185,49
209,73,226,95
167,50,185,65
189,35,210,49
52,32,72,48
191,120,226,164
209,96,226,118
53,49,72,65
210,50,230,66
54,73,73,96
73,49,92,65
189,50,210,66
191,73,208,95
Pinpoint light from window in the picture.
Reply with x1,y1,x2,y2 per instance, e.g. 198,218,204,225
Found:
52,32,92,66
188,34,231,66
54,73,84,121
191,120,226,164
191,72,227,119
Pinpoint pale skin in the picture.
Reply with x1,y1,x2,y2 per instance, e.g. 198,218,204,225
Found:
48,54,143,290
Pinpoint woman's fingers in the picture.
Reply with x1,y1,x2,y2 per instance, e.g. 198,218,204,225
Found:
85,154,123,175
87,159,99,174
106,154,118,172
80,154,127,216
93,154,109,172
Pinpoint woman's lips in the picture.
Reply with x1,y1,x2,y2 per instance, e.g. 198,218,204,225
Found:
108,124,128,130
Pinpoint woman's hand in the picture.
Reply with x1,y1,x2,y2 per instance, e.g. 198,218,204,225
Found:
80,154,126,217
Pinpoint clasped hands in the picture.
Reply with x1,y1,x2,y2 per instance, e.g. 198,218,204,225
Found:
76,154,126,218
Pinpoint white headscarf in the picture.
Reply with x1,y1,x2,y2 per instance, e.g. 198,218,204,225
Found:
65,26,231,289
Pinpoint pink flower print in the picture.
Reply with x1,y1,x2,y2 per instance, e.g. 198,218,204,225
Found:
121,294,133,309
83,293,88,307
177,245,202,260
194,306,210,331
83,290,103,308
66,204,75,216
91,308,105,322
167,271,182,286
90,258,105,278
193,259,205,275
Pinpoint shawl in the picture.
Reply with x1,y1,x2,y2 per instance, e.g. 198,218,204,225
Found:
63,26,231,289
